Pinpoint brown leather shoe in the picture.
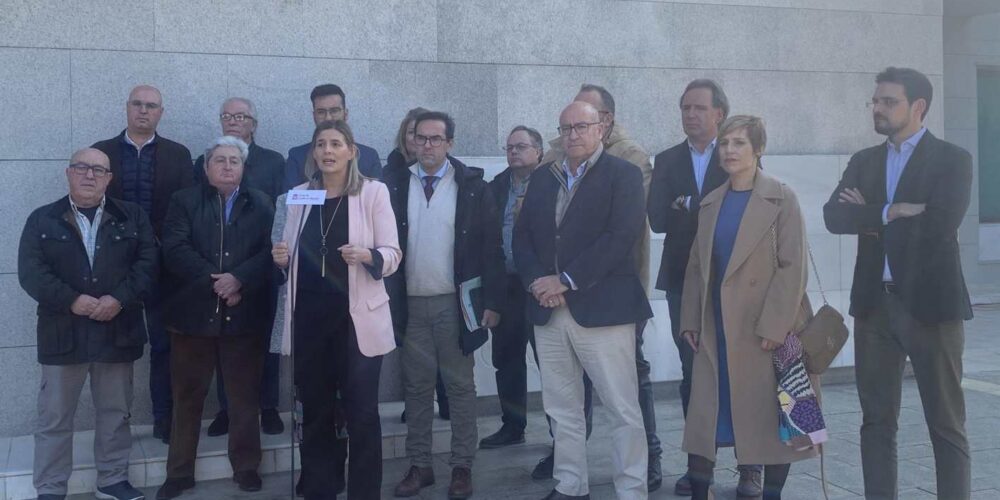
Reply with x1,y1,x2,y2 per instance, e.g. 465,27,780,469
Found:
394,465,434,497
448,466,473,499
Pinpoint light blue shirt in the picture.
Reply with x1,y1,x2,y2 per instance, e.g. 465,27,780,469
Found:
224,186,240,223
416,159,451,190
561,158,588,192
69,196,106,268
690,137,717,195
881,126,927,281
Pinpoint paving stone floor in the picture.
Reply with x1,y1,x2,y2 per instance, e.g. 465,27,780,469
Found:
68,305,1000,499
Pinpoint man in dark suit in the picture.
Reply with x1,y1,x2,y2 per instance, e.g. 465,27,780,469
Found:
479,125,545,450
515,101,652,500
824,67,973,500
92,84,194,444
285,84,381,189
192,97,286,438
648,79,745,497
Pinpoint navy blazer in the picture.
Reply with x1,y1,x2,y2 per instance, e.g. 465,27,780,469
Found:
514,151,652,328
824,131,973,324
647,140,726,293
285,141,382,191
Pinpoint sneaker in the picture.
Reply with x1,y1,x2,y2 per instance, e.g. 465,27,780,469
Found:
531,452,554,480
37,495,67,500
261,408,285,435
153,416,171,444
96,480,145,500
478,424,525,449
207,410,229,437
736,466,762,498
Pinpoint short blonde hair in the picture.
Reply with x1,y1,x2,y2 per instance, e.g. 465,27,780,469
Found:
303,120,366,196
718,115,767,156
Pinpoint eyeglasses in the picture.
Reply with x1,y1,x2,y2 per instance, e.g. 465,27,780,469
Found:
557,122,601,137
220,112,254,122
413,134,447,147
128,100,161,111
314,107,345,118
503,143,536,154
866,97,903,109
68,163,110,178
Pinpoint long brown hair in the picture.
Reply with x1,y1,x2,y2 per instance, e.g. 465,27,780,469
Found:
303,120,365,196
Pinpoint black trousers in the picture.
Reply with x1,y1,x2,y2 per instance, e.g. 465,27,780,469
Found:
666,288,694,415
492,275,532,431
294,293,383,500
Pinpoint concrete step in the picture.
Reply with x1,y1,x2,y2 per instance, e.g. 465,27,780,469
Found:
0,401,459,500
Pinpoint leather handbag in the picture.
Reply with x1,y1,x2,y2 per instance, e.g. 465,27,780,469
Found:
770,225,848,374
798,243,849,374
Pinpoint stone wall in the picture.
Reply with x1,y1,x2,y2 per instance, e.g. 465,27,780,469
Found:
0,0,944,436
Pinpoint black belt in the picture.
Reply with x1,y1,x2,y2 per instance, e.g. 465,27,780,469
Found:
882,282,899,294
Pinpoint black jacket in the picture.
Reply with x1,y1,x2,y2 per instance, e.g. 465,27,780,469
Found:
514,151,652,327
647,140,726,293
18,197,158,365
824,131,973,323
383,157,505,341
160,184,275,337
93,130,194,238
194,141,285,203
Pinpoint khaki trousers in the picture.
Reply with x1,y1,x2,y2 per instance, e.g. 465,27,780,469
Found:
534,307,647,500
34,362,134,496
854,291,970,500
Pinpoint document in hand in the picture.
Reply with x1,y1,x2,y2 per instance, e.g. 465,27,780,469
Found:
459,276,484,332
458,276,490,354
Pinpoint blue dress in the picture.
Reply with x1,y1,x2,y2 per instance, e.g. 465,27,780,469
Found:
711,189,752,447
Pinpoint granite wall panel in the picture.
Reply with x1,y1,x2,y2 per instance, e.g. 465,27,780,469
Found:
0,49,71,160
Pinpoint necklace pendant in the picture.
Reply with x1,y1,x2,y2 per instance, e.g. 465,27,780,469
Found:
322,258,326,278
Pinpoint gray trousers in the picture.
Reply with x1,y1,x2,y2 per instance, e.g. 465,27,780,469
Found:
402,294,477,468
34,362,134,495
855,291,970,500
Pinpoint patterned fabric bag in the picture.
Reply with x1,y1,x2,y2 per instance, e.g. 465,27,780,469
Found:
773,334,829,450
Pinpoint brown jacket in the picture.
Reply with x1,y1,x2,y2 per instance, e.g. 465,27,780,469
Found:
542,122,653,291
679,171,818,464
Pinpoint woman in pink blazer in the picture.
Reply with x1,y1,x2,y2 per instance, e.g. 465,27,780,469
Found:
271,120,401,499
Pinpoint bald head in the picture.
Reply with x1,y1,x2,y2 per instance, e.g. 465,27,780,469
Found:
126,85,164,139
66,148,112,208
558,101,604,165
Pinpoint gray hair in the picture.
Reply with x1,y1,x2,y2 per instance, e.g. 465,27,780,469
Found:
219,97,257,119
680,79,730,119
204,136,249,164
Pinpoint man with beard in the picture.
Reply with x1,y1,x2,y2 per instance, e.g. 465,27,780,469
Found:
824,67,973,500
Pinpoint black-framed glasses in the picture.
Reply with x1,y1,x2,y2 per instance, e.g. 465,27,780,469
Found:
503,143,536,154
314,107,345,118
128,100,161,111
68,163,110,178
557,122,601,137
414,134,447,147
866,97,903,109
220,112,254,122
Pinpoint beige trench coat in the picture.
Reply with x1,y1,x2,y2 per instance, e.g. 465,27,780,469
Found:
679,171,819,465
543,122,653,291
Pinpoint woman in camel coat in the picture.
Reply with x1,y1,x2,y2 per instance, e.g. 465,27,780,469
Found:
679,115,818,500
